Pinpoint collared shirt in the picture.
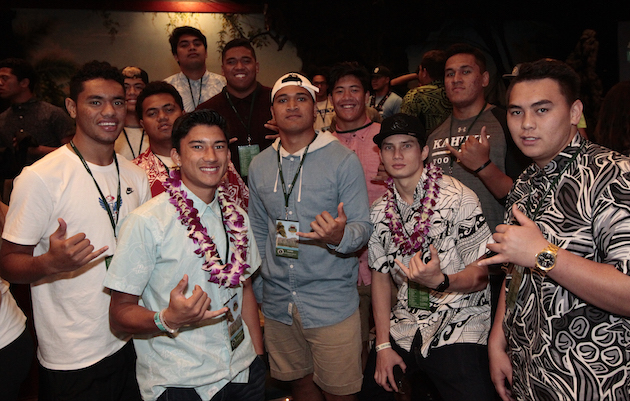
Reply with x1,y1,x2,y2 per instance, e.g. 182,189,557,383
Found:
164,70,226,112
333,118,387,285
104,186,260,400
0,98,74,173
248,132,372,328
504,134,630,401
400,80,452,132
369,171,492,356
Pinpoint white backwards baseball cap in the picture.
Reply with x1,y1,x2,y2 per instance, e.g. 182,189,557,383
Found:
271,72,319,101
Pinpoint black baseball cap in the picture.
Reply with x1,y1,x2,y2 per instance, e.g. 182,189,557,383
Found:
373,113,427,148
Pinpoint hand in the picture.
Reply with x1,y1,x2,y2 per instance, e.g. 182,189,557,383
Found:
479,205,548,268
229,137,238,145
264,118,279,135
374,347,406,392
371,161,389,183
445,126,491,171
297,202,347,246
47,218,108,273
489,334,515,401
394,244,443,289
163,275,228,330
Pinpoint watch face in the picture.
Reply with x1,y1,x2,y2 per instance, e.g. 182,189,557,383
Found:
537,252,556,270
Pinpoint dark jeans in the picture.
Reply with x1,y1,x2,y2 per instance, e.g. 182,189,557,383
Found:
360,336,496,401
0,328,34,401
39,340,141,401
157,355,266,401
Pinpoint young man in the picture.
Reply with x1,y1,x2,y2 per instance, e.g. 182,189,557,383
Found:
115,66,150,160
196,38,274,177
106,109,264,401
132,81,183,197
329,61,386,368
400,50,452,132
427,43,528,233
0,58,74,175
311,69,335,133
164,26,226,112
483,59,630,401
366,113,495,400
135,81,249,209
368,66,402,119
248,73,372,400
0,61,150,400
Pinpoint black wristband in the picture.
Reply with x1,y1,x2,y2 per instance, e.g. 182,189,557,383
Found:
473,159,492,174
434,273,450,292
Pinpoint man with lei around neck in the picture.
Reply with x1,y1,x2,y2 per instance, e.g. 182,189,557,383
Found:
365,113,496,400
248,73,371,400
105,109,264,401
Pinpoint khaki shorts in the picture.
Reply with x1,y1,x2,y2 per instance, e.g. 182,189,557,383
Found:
265,307,363,395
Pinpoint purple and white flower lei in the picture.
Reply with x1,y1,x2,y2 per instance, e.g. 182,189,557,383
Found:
384,163,442,256
163,170,249,287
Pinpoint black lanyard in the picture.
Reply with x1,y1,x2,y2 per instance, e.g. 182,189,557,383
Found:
121,128,145,159
70,142,121,237
224,86,258,145
153,151,170,174
276,139,314,217
317,99,329,123
370,92,391,111
448,102,487,171
186,74,204,109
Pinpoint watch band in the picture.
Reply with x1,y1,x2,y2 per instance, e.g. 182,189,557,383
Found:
434,273,450,292
536,243,560,272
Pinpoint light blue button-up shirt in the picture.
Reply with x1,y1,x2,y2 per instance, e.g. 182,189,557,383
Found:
104,186,260,400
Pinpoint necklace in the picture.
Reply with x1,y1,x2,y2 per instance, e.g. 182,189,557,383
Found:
384,163,442,256
335,121,373,134
163,169,249,287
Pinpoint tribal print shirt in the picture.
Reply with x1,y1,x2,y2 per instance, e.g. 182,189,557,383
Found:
369,171,492,356
504,134,630,401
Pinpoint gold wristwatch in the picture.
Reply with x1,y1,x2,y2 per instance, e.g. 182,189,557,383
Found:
535,243,560,272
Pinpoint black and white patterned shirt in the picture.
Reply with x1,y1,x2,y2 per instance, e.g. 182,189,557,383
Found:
504,134,630,401
368,171,492,356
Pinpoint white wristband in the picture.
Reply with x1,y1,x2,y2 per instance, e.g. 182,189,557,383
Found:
375,342,392,352
158,309,178,334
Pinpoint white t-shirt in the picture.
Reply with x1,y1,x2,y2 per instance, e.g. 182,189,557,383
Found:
114,126,149,161
0,278,26,349
2,145,150,370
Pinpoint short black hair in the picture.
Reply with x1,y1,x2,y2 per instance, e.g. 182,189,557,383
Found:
507,59,580,106
122,66,149,85
420,50,447,81
445,43,487,73
0,58,38,92
171,109,230,152
69,60,124,102
169,26,208,55
222,38,256,61
136,81,184,121
329,62,371,93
